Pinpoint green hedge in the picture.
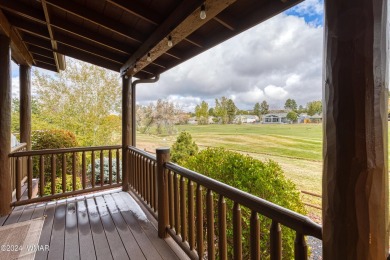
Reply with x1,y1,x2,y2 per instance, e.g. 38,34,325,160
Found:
170,131,199,164
183,147,306,259
44,175,82,195
32,129,78,180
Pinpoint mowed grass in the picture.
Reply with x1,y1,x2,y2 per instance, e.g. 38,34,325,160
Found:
137,123,323,195
138,123,390,202
138,123,390,221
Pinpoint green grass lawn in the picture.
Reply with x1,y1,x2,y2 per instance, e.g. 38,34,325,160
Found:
137,123,323,194
137,122,390,219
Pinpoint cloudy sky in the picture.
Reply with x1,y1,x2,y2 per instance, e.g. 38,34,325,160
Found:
12,0,324,112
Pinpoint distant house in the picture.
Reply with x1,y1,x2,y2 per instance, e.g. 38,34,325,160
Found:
234,115,259,124
262,113,288,124
188,117,197,125
298,113,323,123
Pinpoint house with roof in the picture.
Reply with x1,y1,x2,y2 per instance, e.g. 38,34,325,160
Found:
298,113,323,124
234,115,259,124
262,113,288,124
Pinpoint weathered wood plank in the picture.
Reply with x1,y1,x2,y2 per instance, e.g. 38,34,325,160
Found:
31,203,46,219
18,203,36,222
95,195,129,259
103,194,148,260
64,198,80,260
76,198,96,260
4,205,24,225
35,202,56,260
86,197,113,260
115,192,180,260
47,202,66,259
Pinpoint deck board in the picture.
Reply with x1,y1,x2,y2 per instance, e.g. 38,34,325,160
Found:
95,196,130,259
18,203,36,222
4,205,25,225
64,198,80,260
86,197,113,260
0,189,188,260
117,192,181,260
104,194,149,260
35,202,56,260
47,202,66,259
77,199,96,260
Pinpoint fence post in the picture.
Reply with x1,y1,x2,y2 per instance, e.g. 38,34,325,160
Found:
157,148,170,238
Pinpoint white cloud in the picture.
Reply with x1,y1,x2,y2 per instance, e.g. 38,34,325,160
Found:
264,85,288,100
138,13,323,111
11,76,19,99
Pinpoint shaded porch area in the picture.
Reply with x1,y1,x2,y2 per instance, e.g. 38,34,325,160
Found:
0,189,187,260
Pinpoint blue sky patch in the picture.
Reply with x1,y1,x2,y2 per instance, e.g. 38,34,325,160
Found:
285,0,324,27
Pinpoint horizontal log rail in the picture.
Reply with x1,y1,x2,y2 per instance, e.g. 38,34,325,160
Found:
9,145,122,206
9,145,121,156
128,146,322,260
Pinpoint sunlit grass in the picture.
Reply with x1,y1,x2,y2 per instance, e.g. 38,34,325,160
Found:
137,122,390,219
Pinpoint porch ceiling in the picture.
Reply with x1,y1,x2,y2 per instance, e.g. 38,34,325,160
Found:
0,0,302,77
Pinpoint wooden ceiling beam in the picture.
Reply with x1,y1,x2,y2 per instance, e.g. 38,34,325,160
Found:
106,0,162,25
51,19,133,55
0,10,33,66
23,34,52,50
213,16,235,31
0,0,132,55
123,0,238,76
121,0,204,74
35,60,57,72
33,55,55,66
0,0,45,24
56,43,121,71
54,32,126,64
28,45,54,59
45,0,145,43
183,37,202,48
32,52,54,62
41,0,62,72
8,16,50,39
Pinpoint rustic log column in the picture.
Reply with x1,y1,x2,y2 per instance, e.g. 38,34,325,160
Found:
156,148,170,238
20,65,31,150
323,0,388,259
0,35,12,215
122,76,132,191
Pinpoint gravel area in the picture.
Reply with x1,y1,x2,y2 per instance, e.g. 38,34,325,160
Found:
308,236,322,260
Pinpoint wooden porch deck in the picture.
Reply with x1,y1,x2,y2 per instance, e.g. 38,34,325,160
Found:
0,189,188,260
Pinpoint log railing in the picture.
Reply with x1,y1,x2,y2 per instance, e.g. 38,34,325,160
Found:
128,147,158,218
128,146,322,260
9,145,122,206
10,143,27,192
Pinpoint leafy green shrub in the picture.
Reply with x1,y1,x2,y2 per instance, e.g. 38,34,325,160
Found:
183,147,306,259
31,129,78,180
87,158,121,184
171,131,198,164
43,174,82,195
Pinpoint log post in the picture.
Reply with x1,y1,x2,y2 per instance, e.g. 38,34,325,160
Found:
157,148,170,238
20,65,31,150
323,0,388,259
0,35,12,215
122,76,132,191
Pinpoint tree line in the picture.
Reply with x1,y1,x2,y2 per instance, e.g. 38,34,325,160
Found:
195,97,322,125
11,60,323,144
